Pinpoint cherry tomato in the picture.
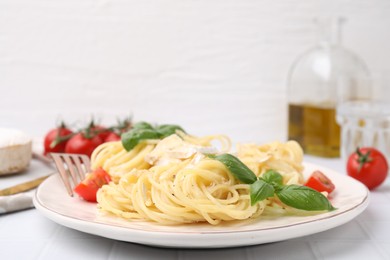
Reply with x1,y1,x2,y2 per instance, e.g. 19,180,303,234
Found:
305,170,335,194
43,125,73,155
117,118,132,133
91,125,111,140
74,167,111,202
104,132,121,142
347,147,388,190
64,132,103,157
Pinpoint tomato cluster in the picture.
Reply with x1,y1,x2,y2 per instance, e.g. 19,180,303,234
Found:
43,118,132,157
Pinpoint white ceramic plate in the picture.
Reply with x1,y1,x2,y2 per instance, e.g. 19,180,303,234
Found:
33,162,369,248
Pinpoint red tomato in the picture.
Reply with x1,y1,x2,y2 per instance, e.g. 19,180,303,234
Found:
305,170,335,194
347,147,389,190
91,125,111,140
43,126,73,155
117,118,132,133
104,132,121,142
64,132,103,157
74,168,111,202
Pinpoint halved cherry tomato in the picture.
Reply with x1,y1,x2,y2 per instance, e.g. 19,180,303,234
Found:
305,170,335,194
74,168,111,202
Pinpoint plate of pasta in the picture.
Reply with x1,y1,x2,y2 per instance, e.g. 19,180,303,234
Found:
33,124,369,248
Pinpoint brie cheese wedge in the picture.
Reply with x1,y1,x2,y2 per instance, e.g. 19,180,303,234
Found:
0,128,32,175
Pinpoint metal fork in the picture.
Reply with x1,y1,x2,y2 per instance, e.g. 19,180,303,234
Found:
50,153,91,197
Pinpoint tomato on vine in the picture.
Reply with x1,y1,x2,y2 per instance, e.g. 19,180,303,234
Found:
43,123,73,155
65,130,103,157
44,116,133,156
89,120,111,141
104,132,121,142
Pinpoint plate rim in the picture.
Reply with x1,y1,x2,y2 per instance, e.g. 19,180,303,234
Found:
33,162,370,248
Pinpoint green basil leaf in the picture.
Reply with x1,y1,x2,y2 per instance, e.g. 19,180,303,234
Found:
276,185,336,211
132,121,154,131
205,153,216,159
250,179,275,206
121,122,186,151
156,124,185,138
262,170,283,187
212,154,257,184
121,129,160,151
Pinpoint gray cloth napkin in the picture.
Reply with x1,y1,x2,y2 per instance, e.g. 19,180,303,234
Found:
0,190,35,214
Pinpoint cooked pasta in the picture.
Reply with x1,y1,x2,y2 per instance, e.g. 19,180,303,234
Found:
95,133,310,225
177,130,231,153
91,132,231,183
236,140,306,216
91,141,156,183
236,140,304,185
97,156,265,225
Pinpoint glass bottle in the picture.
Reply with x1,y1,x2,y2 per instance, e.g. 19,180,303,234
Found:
287,17,371,157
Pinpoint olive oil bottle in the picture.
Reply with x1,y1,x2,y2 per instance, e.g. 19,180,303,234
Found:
287,17,371,157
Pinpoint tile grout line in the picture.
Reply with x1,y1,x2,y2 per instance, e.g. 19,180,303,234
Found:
106,240,119,260
355,218,389,259
244,245,253,260
176,249,184,260
36,225,62,260
308,240,324,260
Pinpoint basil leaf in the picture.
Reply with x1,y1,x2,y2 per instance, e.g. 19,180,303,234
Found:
212,154,257,184
262,170,283,187
132,121,154,131
156,124,185,138
205,153,216,159
250,179,275,206
276,185,336,211
121,129,160,151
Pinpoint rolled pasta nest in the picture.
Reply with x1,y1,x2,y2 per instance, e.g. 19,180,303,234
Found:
92,132,306,225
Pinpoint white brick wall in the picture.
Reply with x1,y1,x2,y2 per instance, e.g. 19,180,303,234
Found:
1,0,389,143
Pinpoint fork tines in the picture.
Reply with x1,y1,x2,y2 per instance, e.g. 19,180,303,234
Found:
50,153,91,197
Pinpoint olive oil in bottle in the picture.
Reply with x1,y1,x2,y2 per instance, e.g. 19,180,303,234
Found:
287,17,371,157
288,104,341,157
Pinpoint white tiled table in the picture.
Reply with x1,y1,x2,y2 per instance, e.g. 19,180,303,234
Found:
1,156,390,260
